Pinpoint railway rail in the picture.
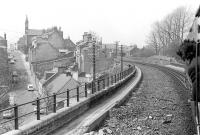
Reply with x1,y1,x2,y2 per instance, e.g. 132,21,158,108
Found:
83,58,195,134
121,58,196,134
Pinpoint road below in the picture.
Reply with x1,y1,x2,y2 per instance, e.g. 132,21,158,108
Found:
0,50,37,134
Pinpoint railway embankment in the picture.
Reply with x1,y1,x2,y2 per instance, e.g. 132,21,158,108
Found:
90,63,195,135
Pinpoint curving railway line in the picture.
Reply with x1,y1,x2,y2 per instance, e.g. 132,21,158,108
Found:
97,59,196,135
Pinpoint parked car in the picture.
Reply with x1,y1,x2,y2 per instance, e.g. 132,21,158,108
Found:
12,71,18,77
9,59,15,64
27,84,34,91
3,109,14,119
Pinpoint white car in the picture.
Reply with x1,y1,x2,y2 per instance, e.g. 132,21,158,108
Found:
3,109,14,119
9,59,15,64
27,84,34,91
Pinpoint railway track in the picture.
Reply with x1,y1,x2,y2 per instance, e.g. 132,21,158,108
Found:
96,59,195,135
136,62,192,90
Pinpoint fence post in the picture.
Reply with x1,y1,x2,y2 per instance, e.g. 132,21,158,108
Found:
117,73,119,82
103,78,105,89
67,90,69,107
98,80,100,91
53,93,56,113
77,87,79,102
85,83,87,97
107,76,109,87
36,98,40,120
124,70,126,78
118,73,119,81
115,74,116,83
111,76,113,85
92,81,94,94
14,104,18,130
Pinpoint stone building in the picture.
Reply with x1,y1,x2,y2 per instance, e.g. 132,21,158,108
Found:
76,32,114,77
24,16,76,63
29,27,65,63
0,34,8,85
0,34,9,109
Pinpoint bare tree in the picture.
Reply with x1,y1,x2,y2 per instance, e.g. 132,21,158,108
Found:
146,30,161,55
146,6,193,56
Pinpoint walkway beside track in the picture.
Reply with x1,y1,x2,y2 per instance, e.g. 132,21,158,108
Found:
51,66,142,135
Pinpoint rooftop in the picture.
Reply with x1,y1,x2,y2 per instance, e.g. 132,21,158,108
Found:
0,36,5,40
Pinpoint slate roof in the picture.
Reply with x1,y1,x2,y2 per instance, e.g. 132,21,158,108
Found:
46,74,71,94
43,73,80,98
64,38,76,51
57,78,80,98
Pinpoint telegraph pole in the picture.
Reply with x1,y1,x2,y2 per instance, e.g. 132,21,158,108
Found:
121,45,123,72
92,40,96,92
115,41,119,58
105,45,107,58
195,41,200,134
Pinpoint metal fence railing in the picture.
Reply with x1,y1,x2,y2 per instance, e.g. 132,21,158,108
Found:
0,65,135,131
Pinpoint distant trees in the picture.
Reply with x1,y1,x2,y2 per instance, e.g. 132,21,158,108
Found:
130,46,155,57
146,6,193,57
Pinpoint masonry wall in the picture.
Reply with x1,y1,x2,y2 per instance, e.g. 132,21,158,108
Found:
31,42,59,62
0,40,9,109
32,57,75,79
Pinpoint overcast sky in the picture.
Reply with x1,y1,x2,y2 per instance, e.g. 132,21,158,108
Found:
0,0,199,48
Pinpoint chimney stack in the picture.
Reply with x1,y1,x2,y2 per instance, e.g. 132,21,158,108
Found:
4,33,6,40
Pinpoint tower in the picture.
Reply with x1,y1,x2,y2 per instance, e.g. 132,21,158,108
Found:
25,15,29,35
25,15,29,54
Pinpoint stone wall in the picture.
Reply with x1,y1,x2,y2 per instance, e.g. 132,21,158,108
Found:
0,38,9,109
31,56,75,79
